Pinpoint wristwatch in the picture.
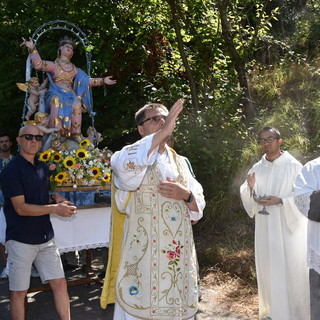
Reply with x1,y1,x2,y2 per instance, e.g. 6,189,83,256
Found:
185,191,194,203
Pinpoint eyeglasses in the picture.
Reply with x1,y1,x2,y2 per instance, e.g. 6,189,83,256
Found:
139,115,167,125
19,134,43,141
257,137,279,145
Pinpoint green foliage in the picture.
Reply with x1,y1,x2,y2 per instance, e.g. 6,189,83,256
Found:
1,0,320,235
241,60,320,170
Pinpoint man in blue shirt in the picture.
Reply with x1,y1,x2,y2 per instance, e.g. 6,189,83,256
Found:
0,125,77,320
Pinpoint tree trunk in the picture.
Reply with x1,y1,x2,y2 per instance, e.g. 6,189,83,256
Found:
166,0,200,111
217,0,255,120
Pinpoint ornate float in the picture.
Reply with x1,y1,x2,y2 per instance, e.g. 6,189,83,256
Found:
20,20,114,207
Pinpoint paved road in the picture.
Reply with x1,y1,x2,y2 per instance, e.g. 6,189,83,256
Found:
0,248,114,319
0,247,251,320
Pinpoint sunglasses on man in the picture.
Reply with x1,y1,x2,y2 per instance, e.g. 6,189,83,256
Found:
19,134,43,141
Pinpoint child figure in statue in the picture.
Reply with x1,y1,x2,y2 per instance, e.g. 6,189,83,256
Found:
34,111,60,135
21,36,116,142
17,77,48,120
34,111,61,151
26,77,48,120
86,126,103,147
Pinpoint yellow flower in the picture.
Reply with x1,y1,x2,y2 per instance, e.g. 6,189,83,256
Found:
90,167,100,178
39,150,51,162
79,139,91,149
54,172,68,183
63,157,76,169
102,172,111,182
76,148,88,160
51,152,62,162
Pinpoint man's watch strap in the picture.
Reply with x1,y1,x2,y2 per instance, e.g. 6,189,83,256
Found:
185,191,194,203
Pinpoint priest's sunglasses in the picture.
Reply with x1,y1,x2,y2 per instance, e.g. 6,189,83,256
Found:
139,115,167,125
19,134,43,141
257,137,280,145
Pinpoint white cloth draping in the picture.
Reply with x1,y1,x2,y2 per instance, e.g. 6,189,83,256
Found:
294,156,320,274
1,207,111,251
50,207,111,253
240,151,309,320
112,134,205,221
111,134,204,320
113,302,195,320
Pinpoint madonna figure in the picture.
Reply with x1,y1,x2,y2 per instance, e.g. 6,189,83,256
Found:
21,36,116,142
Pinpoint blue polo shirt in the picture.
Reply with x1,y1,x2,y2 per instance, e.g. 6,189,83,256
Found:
0,153,54,244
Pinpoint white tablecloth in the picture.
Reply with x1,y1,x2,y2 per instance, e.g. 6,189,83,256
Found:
0,207,111,252
50,207,111,253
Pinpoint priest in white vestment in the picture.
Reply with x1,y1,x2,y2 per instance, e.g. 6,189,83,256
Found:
294,157,320,320
104,99,205,320
240,126,309,320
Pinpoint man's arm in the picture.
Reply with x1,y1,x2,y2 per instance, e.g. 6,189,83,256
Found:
148,99,184,156
11,195,76,218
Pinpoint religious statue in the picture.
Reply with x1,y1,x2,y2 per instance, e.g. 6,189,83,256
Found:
21,36,116,144
16,77,48,120
86,125,103,147
34,111,60,135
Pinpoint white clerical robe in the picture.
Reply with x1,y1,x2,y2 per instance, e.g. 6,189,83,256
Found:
294,157,320,274
240,151,309,320
111,134,205,320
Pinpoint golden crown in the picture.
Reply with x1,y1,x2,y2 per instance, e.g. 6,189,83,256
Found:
59,36,76,48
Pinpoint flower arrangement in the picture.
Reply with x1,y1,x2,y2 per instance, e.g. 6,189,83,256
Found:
39,139,112,190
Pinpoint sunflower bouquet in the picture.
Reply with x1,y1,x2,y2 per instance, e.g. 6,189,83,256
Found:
39,139,112,191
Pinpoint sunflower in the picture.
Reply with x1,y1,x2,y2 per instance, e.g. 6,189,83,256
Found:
39,150,51,162
63,157,76,169
54,172,68,183
79,139,91,149
51,152,62,162
102,172,111,182
90,167,101,178
75,148,88,160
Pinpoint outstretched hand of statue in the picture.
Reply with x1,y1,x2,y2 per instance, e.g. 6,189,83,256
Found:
21,37,34,51
104,76,117,86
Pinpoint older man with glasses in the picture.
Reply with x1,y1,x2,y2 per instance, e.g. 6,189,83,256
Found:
0,125,77,320
101,99,205,320
240,126,309,320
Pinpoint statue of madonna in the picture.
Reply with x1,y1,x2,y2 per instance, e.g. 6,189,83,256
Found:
21,36,116,143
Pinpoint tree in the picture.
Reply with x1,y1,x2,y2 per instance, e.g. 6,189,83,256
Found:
216,0,279,119
166,0,200,110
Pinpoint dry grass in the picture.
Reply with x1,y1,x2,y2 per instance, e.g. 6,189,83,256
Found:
195,212,258,319
200,265,258,319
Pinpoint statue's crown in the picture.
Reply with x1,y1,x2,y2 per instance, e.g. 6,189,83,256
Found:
59,36,76,48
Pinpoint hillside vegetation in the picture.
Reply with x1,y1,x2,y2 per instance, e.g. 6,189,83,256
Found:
1,2,320,315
